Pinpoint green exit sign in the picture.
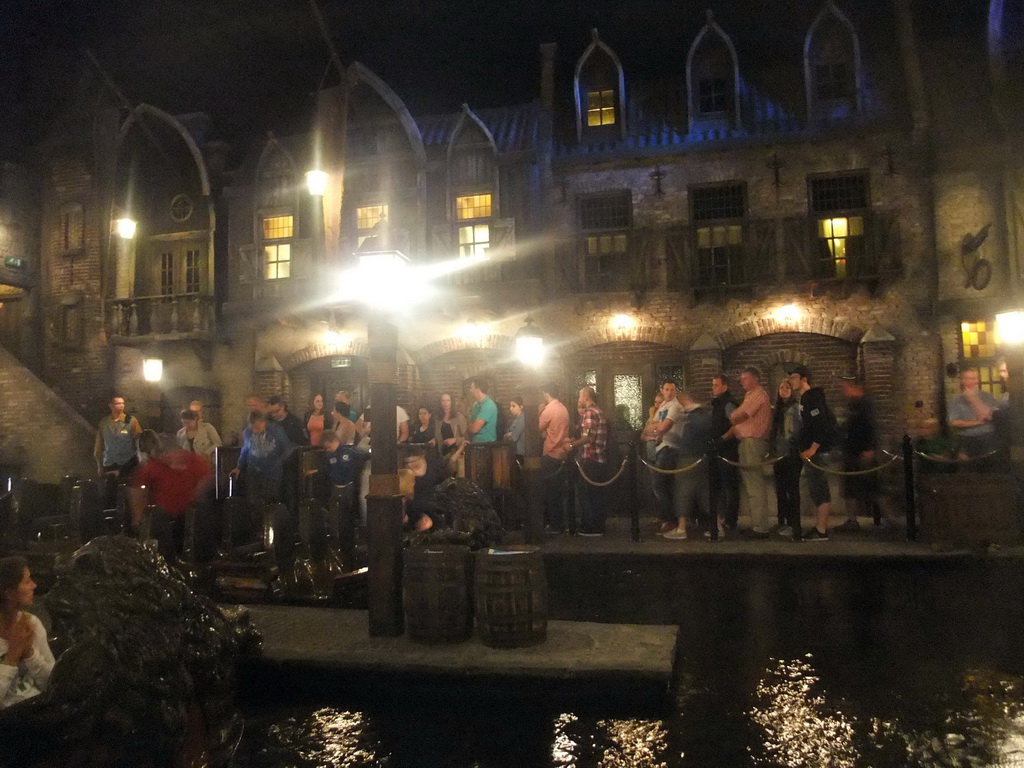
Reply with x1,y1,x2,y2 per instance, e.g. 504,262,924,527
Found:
4,256,25,269
330,356,351,368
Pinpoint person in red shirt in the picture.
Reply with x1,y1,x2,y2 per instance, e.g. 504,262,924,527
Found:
131,430,214,561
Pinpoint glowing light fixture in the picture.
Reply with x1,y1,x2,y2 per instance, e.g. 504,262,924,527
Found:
774,304,801,324
357,250,411,309
305,169,329,196
142,358,163,382
115,217,137,240
611,313,635,331
996,310,1024,346
459,322,486,343
515,316,545,367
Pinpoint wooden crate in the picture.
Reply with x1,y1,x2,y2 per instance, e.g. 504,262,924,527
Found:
918,473,1023,545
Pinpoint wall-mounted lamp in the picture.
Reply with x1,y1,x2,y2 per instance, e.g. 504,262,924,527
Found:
997,311,1024,346
115,218,137,240
774,304,802,324
610,313,636,332
458,322,487,343
515,316,545,367
142,357,163,382
305,170,329,196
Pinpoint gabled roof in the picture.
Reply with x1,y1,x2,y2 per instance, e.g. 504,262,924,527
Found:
417,101,546,155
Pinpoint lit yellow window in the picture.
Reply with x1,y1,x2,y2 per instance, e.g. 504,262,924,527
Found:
587,89,616,127
585,233,627,255
818,216,862,279
356,204,388,247
456,194,492,220
262,215,293,240
458,224,490,258
697,225,742,249
264,243,290,280
961,320,996,360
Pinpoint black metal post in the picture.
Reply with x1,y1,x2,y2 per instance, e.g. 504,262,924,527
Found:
522,379,544,544
902,433,917,541
629,443,640,542
706,442,719,542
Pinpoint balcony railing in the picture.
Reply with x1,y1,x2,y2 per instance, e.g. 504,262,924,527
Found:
108,295,215,340
664,211,901,293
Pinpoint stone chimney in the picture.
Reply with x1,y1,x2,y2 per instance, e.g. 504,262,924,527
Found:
540,43,557,112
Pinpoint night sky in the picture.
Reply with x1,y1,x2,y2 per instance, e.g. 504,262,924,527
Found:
0,0,991,156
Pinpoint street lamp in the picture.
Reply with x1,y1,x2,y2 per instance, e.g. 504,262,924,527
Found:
356,249,410,637
515,317,546,543
996,310,1024,479
305,169,329,196
115,217,137,240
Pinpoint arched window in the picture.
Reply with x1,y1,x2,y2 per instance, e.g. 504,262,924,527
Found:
686,12,741,132
804,3,862,119
574,29,627,142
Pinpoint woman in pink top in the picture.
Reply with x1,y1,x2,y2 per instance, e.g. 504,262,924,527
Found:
304,394,327,447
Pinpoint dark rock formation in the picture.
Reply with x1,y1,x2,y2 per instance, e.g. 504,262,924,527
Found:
0,536,259,768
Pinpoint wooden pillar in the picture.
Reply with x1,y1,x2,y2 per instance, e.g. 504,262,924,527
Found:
366,314,403,637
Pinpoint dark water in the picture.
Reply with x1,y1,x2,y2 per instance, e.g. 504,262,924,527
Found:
235,556,1024,767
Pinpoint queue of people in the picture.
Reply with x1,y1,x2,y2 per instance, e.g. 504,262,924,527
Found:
90,360,1012,559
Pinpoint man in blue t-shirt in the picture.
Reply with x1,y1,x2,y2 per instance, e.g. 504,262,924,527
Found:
467,378,498,443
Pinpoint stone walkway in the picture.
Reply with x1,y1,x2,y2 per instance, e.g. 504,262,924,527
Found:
242,604,677,697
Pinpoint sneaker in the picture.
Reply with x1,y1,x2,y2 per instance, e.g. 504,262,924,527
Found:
578,531,603,537
834,519,861,533
659,521,678,534
776,525,793,537
543,526,563,536
703,526,727,540
804,527,829,541
661,528,688,540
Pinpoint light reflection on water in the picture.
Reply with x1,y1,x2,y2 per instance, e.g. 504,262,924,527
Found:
237,665,1024,768
750,655,856,768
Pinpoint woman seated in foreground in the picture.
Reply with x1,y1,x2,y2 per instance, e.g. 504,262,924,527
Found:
0,556,55,708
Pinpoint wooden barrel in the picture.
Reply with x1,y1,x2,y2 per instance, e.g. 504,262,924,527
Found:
403,546,473,643
474,545,547,648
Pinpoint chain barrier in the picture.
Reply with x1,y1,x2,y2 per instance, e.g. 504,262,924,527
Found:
574,455,630,487
803,449,902,475
638,455,705,475
541,460,568,480
913,447,1002,465
716,454,785,469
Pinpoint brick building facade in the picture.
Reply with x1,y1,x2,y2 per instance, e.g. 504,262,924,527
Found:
1,0,1021,474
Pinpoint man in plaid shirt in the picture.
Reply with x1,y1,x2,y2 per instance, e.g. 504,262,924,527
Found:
568,387,609,536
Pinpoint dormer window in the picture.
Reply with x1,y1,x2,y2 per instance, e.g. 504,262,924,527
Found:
574,29,626,141
805,2,861,118
686,12,740,131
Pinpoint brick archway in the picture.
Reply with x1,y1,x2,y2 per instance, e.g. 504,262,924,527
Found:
558,324,687,357
412,335,514,366
718,316,866,348
280,339,370,370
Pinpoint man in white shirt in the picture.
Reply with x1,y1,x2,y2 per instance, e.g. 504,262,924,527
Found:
642,380,686,539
